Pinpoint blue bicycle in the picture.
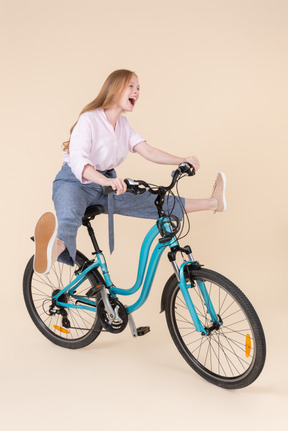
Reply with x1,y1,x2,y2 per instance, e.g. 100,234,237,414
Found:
23,163,266,389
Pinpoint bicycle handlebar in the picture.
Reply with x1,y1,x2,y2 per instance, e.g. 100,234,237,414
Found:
102,162,195,196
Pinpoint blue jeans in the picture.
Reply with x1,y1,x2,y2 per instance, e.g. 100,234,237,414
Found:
52,163,185,265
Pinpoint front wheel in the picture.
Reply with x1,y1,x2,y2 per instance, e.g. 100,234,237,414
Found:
23,251,103,349
164,269,266,389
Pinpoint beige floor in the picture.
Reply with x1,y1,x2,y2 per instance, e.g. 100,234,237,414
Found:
1,258,287,431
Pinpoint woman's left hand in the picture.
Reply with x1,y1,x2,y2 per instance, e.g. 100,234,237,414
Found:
184,156,200,171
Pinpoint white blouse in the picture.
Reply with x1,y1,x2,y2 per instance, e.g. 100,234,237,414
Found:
63,108,145,183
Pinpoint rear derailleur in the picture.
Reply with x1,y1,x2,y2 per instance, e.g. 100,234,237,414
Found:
48,289,71,328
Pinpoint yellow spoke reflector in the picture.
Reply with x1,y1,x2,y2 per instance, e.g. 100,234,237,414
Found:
53,325,70,334
245,333,252,357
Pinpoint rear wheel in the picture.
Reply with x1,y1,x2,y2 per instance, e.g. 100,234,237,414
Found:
164,269,266,389
23,251,103,349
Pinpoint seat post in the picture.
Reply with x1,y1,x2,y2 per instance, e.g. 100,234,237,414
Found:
83,220,101,254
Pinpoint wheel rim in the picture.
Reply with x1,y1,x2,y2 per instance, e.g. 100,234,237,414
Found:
29,260,99,342
170,278,257,381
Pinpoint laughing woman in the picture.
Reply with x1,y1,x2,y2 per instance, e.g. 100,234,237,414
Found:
33,69,226,274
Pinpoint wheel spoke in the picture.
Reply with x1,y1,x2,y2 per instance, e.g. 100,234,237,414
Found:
166,269,266,387
23,253,102,348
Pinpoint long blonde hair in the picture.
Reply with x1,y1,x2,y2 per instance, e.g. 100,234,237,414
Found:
63,69,136,152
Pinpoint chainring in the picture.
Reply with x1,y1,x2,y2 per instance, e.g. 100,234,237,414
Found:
97,295,128,334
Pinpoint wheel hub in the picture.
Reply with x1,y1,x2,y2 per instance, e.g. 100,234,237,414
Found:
203,314,223,335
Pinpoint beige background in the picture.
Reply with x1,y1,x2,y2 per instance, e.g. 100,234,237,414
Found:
1,0,287,429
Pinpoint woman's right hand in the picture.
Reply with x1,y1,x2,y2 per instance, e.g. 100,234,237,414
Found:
82,165,127,194
103,177,127,195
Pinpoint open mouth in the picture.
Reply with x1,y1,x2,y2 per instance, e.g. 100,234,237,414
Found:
129,97,136,106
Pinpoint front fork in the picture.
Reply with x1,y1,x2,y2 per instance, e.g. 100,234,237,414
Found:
169,246,221,335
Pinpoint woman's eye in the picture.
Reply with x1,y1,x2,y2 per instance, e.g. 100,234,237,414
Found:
128,84,140,91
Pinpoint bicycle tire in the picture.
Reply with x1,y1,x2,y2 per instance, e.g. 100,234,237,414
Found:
164,268,266,389
23,250,103,349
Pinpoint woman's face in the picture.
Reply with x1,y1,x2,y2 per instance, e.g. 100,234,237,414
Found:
117,75,140,112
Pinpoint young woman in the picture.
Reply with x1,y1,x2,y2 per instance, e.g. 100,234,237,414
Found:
33,69,226,274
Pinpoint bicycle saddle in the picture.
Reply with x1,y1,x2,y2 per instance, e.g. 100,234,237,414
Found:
82,205,105,224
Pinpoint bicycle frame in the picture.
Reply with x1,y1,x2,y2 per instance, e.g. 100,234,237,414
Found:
53,218,221,335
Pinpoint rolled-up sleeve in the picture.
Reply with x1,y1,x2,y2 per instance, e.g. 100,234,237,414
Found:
127,122,146,152
69,114,94,183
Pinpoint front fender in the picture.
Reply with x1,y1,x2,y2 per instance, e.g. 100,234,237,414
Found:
160,274,176,313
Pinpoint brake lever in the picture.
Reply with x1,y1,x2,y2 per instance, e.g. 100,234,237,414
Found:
124,178,148,195
124,178,140,187
178,162,196,176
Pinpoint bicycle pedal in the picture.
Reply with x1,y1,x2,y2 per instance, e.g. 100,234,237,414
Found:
136,326,150,336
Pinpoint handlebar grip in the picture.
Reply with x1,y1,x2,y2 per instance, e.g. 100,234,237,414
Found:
102,186,114,195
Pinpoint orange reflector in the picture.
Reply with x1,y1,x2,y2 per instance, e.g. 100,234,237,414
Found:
53,325,70,334
245,334,251,357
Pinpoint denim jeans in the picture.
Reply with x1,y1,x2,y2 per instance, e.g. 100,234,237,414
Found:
52,163,185,266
